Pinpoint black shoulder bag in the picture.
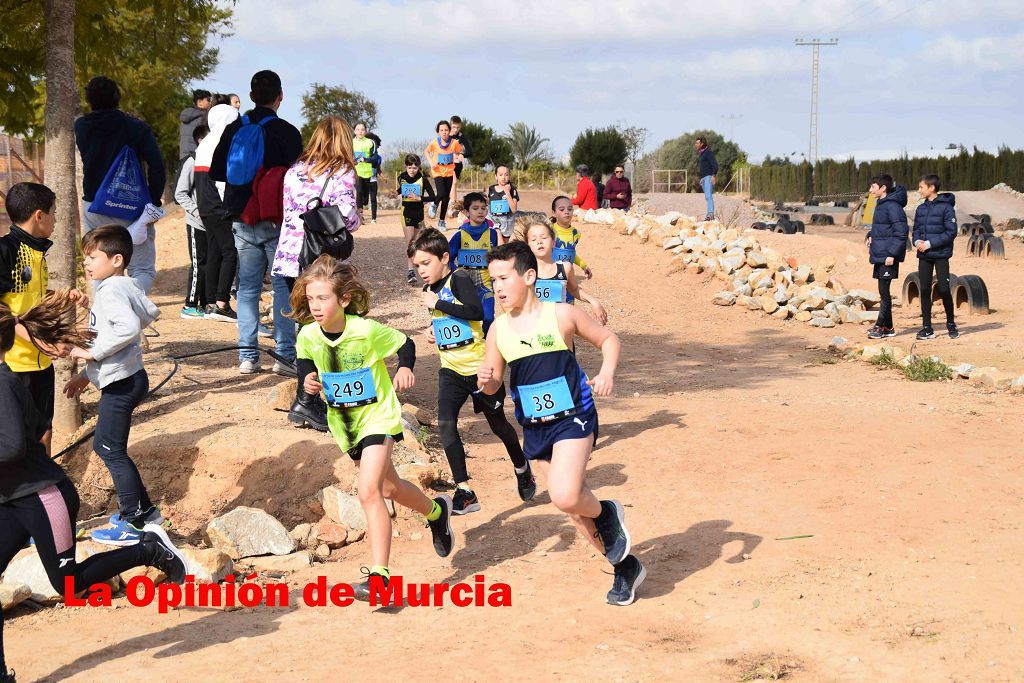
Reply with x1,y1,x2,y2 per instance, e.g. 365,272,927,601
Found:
299,169,354,268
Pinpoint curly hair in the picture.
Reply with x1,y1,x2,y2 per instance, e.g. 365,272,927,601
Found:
287,254,370,324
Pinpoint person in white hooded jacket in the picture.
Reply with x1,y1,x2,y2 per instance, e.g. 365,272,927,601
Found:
194,103,240,322
63,226,163,546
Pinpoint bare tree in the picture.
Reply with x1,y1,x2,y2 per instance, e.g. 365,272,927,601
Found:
619,124,649,168
44,0,82,432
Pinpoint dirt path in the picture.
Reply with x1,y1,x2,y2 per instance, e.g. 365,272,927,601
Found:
6,207,1024,682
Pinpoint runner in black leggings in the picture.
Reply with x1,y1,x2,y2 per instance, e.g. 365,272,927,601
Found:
0,293,189,683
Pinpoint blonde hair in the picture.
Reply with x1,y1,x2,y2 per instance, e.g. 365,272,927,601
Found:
298,116,356,178
287,254,370,324
524,221,555,241
0,290,95,355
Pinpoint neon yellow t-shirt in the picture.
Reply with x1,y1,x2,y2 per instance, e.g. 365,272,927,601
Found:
353,137,375,180
296,316,406,452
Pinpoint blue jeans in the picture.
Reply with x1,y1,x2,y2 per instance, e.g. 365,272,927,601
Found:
232,220,296,364
701,175,715,218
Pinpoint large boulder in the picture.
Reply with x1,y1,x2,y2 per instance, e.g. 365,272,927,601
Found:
181,548,234,583
0,582,31,610
319,485,367,530
205,507,296,560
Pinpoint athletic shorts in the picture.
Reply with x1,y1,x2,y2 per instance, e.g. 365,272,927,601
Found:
873,263,900,280
521,408,598,461
19,365,55,430
454,163,464,180
439,367,507,415
403,204,425,228
491,215,516,238
348,432,404,461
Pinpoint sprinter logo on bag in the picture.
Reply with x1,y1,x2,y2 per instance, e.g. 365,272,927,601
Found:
88,145,151,221
226,114,275,185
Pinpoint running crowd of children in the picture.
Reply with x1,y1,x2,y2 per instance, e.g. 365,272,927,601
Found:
0,66,962,682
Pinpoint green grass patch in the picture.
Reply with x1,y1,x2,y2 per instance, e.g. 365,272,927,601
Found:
868,349,900,370
901,357,953,382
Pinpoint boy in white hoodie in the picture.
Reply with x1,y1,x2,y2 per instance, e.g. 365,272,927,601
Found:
64,225,163,546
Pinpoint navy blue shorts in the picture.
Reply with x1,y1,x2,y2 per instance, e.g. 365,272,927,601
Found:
521,409,599,461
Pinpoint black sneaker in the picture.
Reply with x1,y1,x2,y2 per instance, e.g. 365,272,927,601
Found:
407,269,418,285
427,494,454,557
594,500,631,565
867,326,894,340
206,304,237,322
947,322,960,339
451,487,480,515
515,465,537,502
606,554,647,606
352,568,389,602
881,327,896,338
140,524,189,584
916,327,936,340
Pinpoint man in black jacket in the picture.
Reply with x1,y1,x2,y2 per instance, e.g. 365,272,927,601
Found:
695,136,719,221
75,76,166,294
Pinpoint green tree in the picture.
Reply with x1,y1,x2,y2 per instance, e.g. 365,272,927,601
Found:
458,120,513,170
0,0,233,185
569,126,627,175
640,129,746,191
300,83,378,141
505,122,550,169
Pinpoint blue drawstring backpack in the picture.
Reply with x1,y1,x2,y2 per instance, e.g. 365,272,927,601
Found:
226,114,275,185
89,145,151,220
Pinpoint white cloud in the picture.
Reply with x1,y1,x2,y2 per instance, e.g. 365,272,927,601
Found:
923,32,1024,74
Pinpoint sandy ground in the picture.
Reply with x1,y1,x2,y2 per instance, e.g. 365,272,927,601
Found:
5,202,1024,682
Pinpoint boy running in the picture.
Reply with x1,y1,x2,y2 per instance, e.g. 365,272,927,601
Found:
448,192,499,331
409,228,535,515
487,166,520,244
398,154,439,284
478,241,645,606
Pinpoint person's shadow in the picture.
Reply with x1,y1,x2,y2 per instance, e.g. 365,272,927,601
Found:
634,520,762,598
39,591,299,681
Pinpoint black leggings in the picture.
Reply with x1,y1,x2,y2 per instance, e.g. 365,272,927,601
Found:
202,213,238,305
185,225,208,308
437,369,525,484
355,176,376,219
94,370,152,520
0,479,159,673
434,176,454,220
877,278,894,329
918,258,954,326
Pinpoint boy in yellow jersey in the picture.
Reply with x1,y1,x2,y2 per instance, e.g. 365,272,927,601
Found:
397,154,438,284
0,183,88,455
478,241,645,606
551,194,593,279
447,192,498,331
410,228,535,514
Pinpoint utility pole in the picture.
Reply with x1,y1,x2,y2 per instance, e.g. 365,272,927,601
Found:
794,38,838,164
720,114,743,141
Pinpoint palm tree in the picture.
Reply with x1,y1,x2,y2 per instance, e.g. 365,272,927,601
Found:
45,0,83,431
505,122,550,170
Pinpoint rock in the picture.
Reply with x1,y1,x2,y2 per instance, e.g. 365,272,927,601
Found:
969,367,1012,389
898,355,917,368
736,295,760,311
811,309,829,319
1011,376,1024,393
347,529,366,544
119,565,167,586
816,255,837,273
860,345,885,361
397,462,441,488
773,288,789,305
794,310,813,322
793,265,812,285
655,211,682,227
746,251,767,268
771,306,790,320
809,318,836,328
857,310,879,324
242,551,313,573
385,498,396,518
682,236,709,252
849,289,881,307
319,485,367,530
759,295,779,314
314,544,332,561
401,403,436,426
3,545,120,602
267,381,295,412
290,523,313,544
180,548,234,584
839,305,861,324
952,363,975,379
205,507,296,560
824,302,842,323
799,296,825,311
827,275,847,295
316,522,348,549
662,237,682,250
713,291,736,306
0,582,32,610
733,283,753,297
828,336,850,351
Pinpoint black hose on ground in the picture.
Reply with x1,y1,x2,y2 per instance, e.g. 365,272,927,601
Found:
51,346,296,461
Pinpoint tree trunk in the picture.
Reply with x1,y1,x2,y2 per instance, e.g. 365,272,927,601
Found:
44,0,81,435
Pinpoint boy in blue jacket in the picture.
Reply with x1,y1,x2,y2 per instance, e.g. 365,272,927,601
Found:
912,174,958,340
865,174,908,339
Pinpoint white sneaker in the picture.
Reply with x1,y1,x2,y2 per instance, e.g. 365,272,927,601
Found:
239,360,261,374
272,360,296,377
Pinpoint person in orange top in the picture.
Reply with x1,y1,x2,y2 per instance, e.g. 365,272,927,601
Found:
424,120,463,230
571,164,598,211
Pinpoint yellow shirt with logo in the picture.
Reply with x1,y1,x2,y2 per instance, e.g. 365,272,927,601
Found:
430,270,485,377
0,230,51,372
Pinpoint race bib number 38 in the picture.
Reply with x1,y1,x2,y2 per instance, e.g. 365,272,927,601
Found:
457,249,488,269
519,376,576,423
432,316,474,350
321,368,377,408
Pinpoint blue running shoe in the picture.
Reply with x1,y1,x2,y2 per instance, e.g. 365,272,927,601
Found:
92,521,144,546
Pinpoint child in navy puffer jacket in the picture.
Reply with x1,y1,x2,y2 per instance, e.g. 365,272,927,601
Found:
911,174,958,340
866,174,908,339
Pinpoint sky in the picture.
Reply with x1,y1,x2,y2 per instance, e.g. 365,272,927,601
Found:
200,0,1024,164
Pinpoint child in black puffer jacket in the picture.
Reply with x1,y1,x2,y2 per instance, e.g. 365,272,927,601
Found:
866,174,908,339
912,174,959,340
